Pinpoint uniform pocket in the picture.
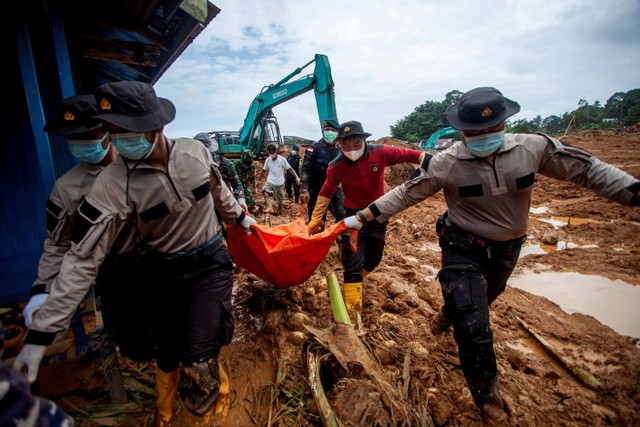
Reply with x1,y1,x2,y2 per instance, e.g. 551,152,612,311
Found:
437,265,486,312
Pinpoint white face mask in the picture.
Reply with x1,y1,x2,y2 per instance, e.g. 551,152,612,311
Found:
343,146,365,161
270,153,277,159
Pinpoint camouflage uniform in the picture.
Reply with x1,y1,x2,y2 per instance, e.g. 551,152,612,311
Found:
213,153,245,202
234,151,257,209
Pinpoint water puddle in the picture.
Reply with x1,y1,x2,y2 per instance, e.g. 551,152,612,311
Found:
519,241,602,257
509,272,640,339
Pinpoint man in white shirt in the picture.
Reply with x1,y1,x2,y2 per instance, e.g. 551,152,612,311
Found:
258,144,300,215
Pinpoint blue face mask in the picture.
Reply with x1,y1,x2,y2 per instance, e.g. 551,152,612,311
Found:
291,150,297,155
464,131,505,157
68,133,110,164
323,130,338,144
112,132,154,160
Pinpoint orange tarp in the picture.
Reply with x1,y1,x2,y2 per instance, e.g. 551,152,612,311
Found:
226,215,347,288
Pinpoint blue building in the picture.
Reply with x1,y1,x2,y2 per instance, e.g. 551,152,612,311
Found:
1,0,220,304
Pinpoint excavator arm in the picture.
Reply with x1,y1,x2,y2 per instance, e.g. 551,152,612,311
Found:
238,54,337,155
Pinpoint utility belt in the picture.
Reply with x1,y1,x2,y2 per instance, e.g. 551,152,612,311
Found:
436,212,526,258
151,233,225,269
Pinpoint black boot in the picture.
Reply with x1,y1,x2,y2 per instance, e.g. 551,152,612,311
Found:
470,379,508,425
178,359,220,418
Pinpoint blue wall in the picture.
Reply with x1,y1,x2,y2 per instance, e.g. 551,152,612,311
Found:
0,8,75,304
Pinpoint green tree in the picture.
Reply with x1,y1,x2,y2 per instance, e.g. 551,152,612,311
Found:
605,92,625,121
389,88,640,138
541,115,563,134
390,90,462,142
509,118,536,133
622,89,640,125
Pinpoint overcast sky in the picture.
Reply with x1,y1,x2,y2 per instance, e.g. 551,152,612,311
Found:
154,0,640,141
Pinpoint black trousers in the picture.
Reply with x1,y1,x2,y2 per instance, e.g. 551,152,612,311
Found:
99,237,235,371
340,207,388,283
285,174,300,201
436,222,525,391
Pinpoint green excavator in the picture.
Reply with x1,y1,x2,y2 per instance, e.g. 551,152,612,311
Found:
211,53,338,159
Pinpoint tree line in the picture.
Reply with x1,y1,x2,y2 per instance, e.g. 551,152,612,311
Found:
390,88,640,142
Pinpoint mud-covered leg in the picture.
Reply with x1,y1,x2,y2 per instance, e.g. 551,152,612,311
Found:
437,259,507,423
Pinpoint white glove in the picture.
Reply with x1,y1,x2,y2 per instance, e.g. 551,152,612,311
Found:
344,215,363,230
13,343,47,384
238,198,248,211
23,293,48,328
240,215,257,234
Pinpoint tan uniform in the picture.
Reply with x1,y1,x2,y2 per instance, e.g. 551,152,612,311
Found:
27,137,244,342
368,132,639,411
371,133,639,241
31,163,104,295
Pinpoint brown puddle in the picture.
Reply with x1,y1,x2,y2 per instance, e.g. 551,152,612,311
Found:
509,271,640,339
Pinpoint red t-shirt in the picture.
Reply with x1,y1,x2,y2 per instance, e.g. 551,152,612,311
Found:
319,144,421,210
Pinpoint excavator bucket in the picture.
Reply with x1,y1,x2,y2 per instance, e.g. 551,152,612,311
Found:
226,214,347,288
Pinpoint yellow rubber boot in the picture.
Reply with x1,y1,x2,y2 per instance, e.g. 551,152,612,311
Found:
343,282,363,330
214,363,231,418
155,367,180,427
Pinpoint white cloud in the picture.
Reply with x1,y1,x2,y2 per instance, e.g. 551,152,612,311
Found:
155,0,640,141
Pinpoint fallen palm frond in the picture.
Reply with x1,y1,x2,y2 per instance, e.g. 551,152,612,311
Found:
300,272,434,426
515,315,601,389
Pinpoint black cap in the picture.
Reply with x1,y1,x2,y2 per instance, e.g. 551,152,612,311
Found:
336,120,371,140
323,118,340,130
446,87,520,131
44,95,103,136
94,81,176,132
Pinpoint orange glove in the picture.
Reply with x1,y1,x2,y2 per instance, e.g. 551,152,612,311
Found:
308,195,331,235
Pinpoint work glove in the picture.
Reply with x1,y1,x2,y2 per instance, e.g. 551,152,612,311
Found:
343,215,363,230
13,343,47,384
241,214,257,234
238,197,248,211
300,191,310,204
308,195,331,235
23,293,49,328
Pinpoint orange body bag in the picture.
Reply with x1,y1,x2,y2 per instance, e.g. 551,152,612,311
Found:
226,215,350,288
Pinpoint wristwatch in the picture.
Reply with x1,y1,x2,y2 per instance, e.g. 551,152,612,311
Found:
356,210,368,224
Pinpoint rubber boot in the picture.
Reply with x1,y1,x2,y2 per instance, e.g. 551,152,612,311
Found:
214,363,231,418
470,379,509,426
155,367,179,427
343,282,363,330
178,359,224,426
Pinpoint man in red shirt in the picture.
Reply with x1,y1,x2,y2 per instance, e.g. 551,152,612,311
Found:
308,121,423,326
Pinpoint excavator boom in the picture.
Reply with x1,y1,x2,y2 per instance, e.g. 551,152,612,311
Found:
215,54,337,158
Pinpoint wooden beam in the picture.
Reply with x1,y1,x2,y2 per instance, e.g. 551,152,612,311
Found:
77,48,157,67
82,19,170,51
79,35,162,55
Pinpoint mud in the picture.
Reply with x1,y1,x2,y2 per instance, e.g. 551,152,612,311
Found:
19,129,640,426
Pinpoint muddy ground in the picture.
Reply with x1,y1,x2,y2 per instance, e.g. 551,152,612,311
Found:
10,129,640,426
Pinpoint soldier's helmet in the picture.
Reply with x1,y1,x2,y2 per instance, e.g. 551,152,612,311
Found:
241,150,254,164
